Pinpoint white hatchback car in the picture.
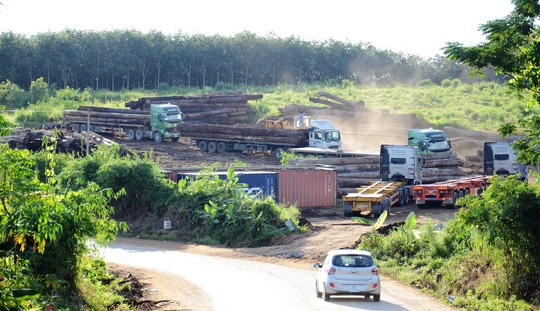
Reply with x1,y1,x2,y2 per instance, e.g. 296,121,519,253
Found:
313,249,381,301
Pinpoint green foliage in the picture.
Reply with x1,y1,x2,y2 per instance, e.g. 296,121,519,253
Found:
457,176,540,299
0,79,26,109
0,144,127,309
358,177,540,309
29,77,49,104
176,166,303,247
445,1,540,164
417,79,434,86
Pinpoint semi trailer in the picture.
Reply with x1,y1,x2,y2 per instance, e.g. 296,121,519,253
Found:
179,118,343,159
342,144,424,217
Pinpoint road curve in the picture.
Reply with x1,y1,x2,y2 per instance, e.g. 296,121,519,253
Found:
102,239,456,311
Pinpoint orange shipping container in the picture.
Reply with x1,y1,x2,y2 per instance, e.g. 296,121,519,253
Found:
278,169,336,208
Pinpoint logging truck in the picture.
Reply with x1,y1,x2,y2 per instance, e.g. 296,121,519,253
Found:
342,145,424,217
63,104,183,143
484,141,528,181
412,175,490,209
180,118,343,159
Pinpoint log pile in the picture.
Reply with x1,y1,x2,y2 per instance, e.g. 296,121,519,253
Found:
63,106,150,127
124,91,261,124
179,123,310,146
3,129,113,155
289,151,468,197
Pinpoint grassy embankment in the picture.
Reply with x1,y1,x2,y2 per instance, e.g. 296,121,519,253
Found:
2,81,536,134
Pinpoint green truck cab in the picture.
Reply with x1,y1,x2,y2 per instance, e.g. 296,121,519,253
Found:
407,128,451,154
149,104,184,143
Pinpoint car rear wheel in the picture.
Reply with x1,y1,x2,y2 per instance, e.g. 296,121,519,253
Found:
373,294,381,302
315,281,322,298
322,284,330,301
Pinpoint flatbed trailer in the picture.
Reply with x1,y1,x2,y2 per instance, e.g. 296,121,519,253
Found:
342,181,410,217
341,145,422,217
412,175,490,209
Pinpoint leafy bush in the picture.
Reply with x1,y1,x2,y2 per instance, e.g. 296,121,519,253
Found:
175,167,303,247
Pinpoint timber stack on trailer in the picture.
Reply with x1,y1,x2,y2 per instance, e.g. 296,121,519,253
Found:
179,122,310,154
64,106,150,133
64,104,183,142
289,150,469,197
125,91,262,124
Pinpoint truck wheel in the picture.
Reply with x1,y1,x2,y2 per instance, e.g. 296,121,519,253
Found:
153,131,163,143
217,142,227,153
73,123,80,133
396,189,404,207
135,129,144,140
384,197,391,214
198,140,208,152
448,191,459,209
128,129,136,140
274,148,284,160
208,141,217,153
80,124,87,132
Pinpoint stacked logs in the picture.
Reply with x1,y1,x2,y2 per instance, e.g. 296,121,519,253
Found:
179,123,310,146
288,151,468,197
124,91,261,124
63,106,150,127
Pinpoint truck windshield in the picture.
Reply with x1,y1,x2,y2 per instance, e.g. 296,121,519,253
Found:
427,140,450,152
323,131,340,142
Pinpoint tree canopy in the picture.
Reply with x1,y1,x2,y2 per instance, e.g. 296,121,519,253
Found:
0,30,502,91
445,0,540,164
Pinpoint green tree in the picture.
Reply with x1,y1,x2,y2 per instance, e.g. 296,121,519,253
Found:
444,0,540,163
0,145,126,308
29,77,49,103
0,79,25,109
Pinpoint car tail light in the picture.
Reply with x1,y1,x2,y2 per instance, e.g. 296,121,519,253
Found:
371,267,379,275
325,267,336,275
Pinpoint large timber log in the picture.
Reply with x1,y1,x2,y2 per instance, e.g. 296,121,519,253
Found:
64,110,149,121
289,155,379,166
77,106,147,115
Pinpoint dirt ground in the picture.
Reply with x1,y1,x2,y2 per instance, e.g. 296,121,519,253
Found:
105,122,505,310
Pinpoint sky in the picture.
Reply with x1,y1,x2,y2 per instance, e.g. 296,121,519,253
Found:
0,0,515,58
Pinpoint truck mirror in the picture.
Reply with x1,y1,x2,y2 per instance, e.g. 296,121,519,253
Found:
418,141,426,150
448,140,452,148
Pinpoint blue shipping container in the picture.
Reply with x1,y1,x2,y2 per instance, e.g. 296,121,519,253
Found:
177,171,278,200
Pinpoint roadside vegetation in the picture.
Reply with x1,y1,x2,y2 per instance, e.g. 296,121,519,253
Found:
359,175,540,310
0,132,305,309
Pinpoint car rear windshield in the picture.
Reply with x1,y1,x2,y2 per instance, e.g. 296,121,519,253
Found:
332,254,373,267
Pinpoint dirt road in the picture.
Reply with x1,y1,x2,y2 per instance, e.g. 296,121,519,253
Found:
106,203,459,310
